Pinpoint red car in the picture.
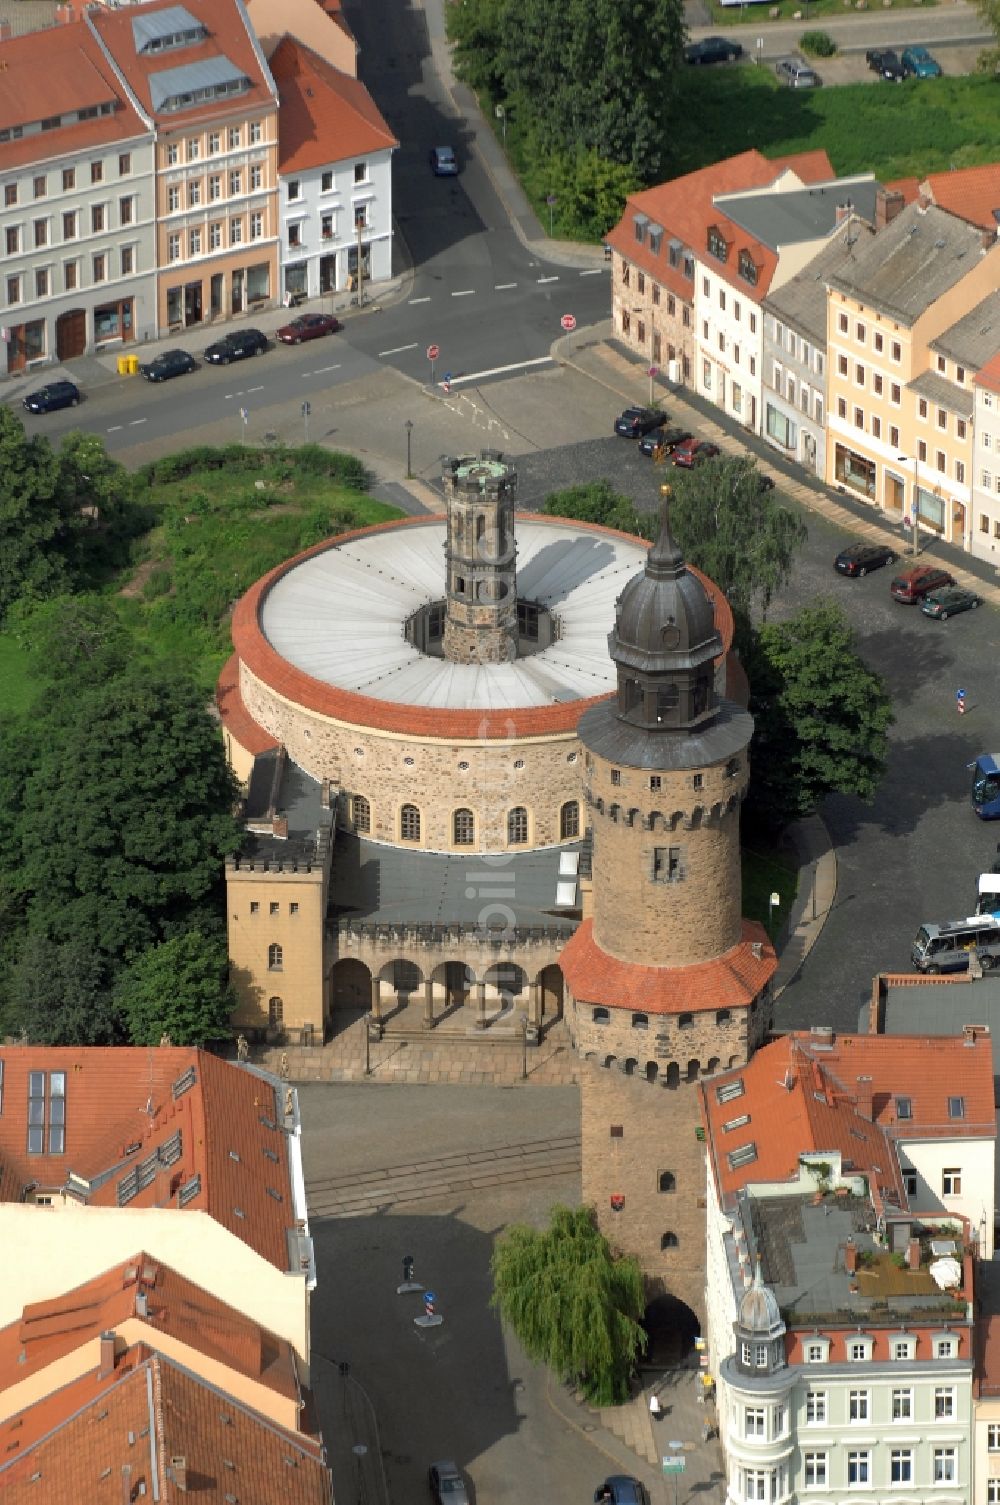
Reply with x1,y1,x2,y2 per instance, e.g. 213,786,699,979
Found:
889,565,954,603
672,438,721,469
276,313,342,344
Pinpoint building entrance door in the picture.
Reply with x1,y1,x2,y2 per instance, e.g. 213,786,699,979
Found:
210,273,224,320
184,282,203,326
56,308,86,360
231,268,245,315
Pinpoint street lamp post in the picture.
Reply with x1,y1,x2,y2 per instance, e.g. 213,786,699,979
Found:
768,889,780,937
897,453,919,556
405,419,413,479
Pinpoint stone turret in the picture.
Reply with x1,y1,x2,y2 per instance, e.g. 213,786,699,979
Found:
442,452,518,664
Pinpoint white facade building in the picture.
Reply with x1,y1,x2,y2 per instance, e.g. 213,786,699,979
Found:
971,360,1000,564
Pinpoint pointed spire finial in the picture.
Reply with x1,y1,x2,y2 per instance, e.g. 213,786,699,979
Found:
646,483,684,580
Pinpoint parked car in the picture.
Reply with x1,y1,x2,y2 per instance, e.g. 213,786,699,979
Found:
684,35,742,64
639,425,691,457
429,146,458,176
834,541,896,577
138,348,196,382
920,585,982,619
672,438,721,468
775,56,820,87
866,47,905,81
22,380,80,413
615,406,667,438
595,1477,651,1505
428,1461,469,1505
203,328,268,364
756,473,776,492
890,565,955,603
901,45,942,77
276,312,341,344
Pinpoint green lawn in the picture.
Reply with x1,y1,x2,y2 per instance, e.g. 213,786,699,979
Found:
707,0,935,22
742,842,799,940
665,70,999,181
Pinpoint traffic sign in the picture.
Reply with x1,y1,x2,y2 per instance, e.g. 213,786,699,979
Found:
648,365,659,377
663,1457,687,1475
546,194,558,206
426,344,440,361
560,314,577,332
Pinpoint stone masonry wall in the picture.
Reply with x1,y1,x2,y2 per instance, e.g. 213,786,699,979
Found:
585,747,750,966
240,662,585,852
573,999,752,1079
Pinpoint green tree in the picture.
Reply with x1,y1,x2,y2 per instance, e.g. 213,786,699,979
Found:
9,593,133,688
544,480,655,539
12,662,241,970
491,1204,646,1404
115,929,234,1045
975,0,1000,73
0,408,79,622
668,457,807,628
744,601,893,830
6,935,121,1044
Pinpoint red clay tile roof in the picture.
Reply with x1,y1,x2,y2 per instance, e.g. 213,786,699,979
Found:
919,163,1000,232
700,1036,907,1210
217,651,279,755
559,918,776,1015
270,36,396,172
607,149,835,304
0,1048,296,1273
0,20,148,169
88,0,275,128
885,176,921,208
0,1254,300,1405
976,350,1000,394
229,513,737,741
0,1346,329,1502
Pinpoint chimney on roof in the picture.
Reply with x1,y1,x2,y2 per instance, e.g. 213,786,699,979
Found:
170,1457,188,1493
135,1289,148,1319
854,1075,873,1120
845,1238,858,1274
835,200,854,227
99,1330,116,1379
272,814,289,839
810,1026,834,1046
907,1237,921,1270
875,186,905,231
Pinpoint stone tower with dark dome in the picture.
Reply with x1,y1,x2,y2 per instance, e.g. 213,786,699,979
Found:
442,452,519,665
561,490,778,1334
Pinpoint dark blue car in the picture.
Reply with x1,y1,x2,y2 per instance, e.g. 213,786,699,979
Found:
22,380,80,413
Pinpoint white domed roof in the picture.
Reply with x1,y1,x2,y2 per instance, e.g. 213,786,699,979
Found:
737,1264,784,1338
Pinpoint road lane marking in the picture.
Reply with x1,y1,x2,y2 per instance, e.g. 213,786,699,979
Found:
378,343,418,356
451,289,475,297
444,355,553,387
537,275,559,283
247,385,264,393
129,418,147,426
408,296,431,304
579,268,605,276
107,424,123,432
313,364,341,373
494,282,517,290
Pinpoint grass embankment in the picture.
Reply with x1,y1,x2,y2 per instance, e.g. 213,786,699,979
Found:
742,843,799,940
708,0,935,22
0,445,403,715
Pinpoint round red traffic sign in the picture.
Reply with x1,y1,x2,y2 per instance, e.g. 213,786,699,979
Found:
426,344,440,360
560,314,576,332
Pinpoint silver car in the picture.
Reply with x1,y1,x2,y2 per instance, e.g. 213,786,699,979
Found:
429,1461,469,1505
775,56,820,87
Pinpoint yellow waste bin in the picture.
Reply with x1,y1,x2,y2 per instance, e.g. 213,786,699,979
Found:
116,355,129,376
125,354,140,375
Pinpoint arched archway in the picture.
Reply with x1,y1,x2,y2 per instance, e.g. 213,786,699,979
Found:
645,1062,659,1083
665,1062,680,1088
330,957,372,1012
539,964,564,1021
485,962,526,1008
432,960,475,1011
642,1291,701,1367
378,958,423,1015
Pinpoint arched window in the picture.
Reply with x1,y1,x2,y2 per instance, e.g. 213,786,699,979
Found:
453,808,475,846
623,1058,638,1075
268,996,284,1028
661,1232,679,1250
632,1012,648,1030
400,804,421,842
507,806,528,845
353,794,371,833
560,801,580,840
658,1171,676,1193
267,943,283,971
687,1059,700,1082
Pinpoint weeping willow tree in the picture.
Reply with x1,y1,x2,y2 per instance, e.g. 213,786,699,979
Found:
491,1205,646,1404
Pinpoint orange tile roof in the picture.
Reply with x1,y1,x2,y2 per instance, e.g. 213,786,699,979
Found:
0,1254,300,1405
0,1346,329,1502
0,20,148,169
270,36,396,172
976,349,1000,394
919,162,1000,232
217,651,280,755
885,176,921,208
0,1047,296,1273
701,1036,907,1210
559,918,776,1015
607,149,835,304
88,0,275,128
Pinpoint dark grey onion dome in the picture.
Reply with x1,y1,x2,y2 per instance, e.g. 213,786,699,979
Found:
732,1259,787,1378
609,494,723,733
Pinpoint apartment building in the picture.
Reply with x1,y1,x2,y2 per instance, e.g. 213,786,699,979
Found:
702,1032,990,1505
825,201,1000,544
607,150,834,397
88,0,280,332
0,1046,315,1365
762,220,874,479
975,1268,1000,1505
0,21,155,371
973,352,1000,563
246,0,358,73
270,37,396,299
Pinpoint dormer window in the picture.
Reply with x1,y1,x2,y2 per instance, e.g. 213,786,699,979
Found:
682,252,695,280
739,250,759,286
634,213,648,244
707,225,729,263
649,225,663,255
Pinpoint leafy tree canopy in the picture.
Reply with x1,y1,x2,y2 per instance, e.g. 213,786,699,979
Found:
744,601,893,830
491,1204,646,1404
0,408,80,622
115,929,234,1046
9,593,134,689
544,480,655,538
7,935,121,1045
976,0,1000,72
